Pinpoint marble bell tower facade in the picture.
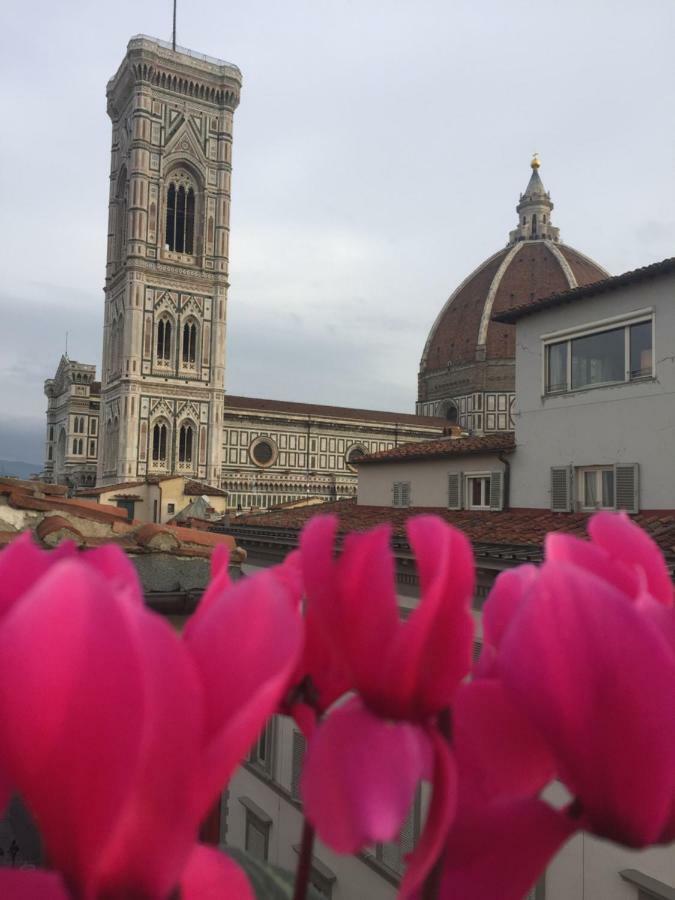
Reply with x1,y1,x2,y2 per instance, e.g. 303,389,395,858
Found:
98,35,241,486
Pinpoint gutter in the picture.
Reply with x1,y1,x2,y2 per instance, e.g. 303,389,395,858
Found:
498,452,511,511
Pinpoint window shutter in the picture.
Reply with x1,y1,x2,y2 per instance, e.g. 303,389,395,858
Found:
399,797,418,857
291,730,306,801
550,466,572,512
614,463,639,513
489,471,504,510
448,472,462,510
392,482,401,508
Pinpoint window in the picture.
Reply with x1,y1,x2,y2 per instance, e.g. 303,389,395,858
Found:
156,318,173,363
72,439,78,454
167,503,175,515
89,440,95,456
165,177,195,254
346,446,366,471
115,499,135,522
48,446,53,460
374,790,420,875
152,423,168,462
249,718,275,778
579,467,614,510
551,464,639,513
392,481,411,508
467,476,491,509
90,419,97,436
179,424,194,464
239,798,272,862
182,321,197,365
291,730,307,801
49,426,54,442
545,317,653,393
251,438,276,468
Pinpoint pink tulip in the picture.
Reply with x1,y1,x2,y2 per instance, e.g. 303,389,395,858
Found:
0,536,303,899
299,515,474,897
442,513,675,899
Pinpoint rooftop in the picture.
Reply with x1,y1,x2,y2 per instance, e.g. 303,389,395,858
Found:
494,256,675,324
128,34,241,72
230,500,675,567
225,395,446,428
357,433,515,465
0,477,241,562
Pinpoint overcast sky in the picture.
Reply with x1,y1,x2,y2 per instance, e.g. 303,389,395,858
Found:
1,0,674,462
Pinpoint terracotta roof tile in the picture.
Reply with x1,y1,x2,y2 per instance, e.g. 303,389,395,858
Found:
494,256,675,324
232,500,675,562
183,480,228,497
77,480,147,496
35,516,85,547
357,433,515,464
225,395,445,428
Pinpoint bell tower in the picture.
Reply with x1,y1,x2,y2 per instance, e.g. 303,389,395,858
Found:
99,35,241,486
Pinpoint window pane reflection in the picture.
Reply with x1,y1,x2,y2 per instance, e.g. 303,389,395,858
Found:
571,328,624,389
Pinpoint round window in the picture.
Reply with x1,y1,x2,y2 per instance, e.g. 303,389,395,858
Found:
251,438,275,467
346,446,366,470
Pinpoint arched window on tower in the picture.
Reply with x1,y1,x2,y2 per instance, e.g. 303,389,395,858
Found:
178,424,194,464
152,423,168,462
115,167,128,268
531,214,537,237
182,321,197,366
156,317,173,363
164,172,196,255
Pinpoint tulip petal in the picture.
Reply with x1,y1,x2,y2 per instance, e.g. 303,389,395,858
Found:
545,532,641,601
453,680,556,811
184,568,303,814
301,698,430,853
95,610,204,899
296,520,352,712
337,527,400,691
183,550,233,637
0,560,145,894
476,565,538,677
391,518,474,716
83,543,143,606
0,869,70,899
400,726,457,899
0,533,74,619
440,798,575,900
588,512,673,606
181,844,254,900
303,518,400,702
500,561,675,846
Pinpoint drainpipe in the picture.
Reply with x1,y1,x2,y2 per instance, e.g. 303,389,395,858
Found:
498,452,510,511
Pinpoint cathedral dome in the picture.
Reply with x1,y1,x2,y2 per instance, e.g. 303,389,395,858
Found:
417,160,609,420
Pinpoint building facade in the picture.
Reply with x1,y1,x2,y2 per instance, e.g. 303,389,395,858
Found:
43,356,100,487
43,36,445,502
416,157,608,432
98,35,241,487
220,396,446,509
501,257,674,512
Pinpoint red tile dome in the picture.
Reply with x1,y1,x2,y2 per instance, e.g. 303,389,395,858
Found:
418,160,608,412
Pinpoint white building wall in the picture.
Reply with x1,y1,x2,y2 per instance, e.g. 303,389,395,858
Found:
357,455,507,508
226,714,398,900
510,273,675,510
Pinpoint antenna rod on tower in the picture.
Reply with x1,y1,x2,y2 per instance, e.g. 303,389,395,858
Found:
172,0,177,51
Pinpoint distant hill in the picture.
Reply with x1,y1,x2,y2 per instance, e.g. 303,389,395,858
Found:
0,460,42,479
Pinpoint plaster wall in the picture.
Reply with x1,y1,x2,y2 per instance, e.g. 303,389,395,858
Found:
510,273,675,510
357,454,507,508
226,714,397,900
